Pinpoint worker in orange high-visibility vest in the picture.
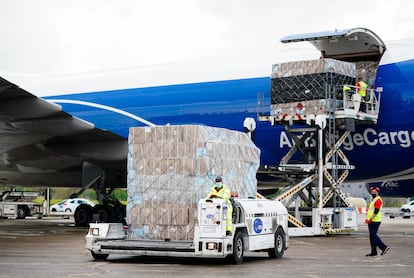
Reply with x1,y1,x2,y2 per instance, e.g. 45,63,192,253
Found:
365,187,390,257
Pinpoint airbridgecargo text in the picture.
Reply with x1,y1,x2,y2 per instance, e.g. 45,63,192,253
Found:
280,128,414,151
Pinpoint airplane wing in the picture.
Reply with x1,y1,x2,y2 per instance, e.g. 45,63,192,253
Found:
0,76,127,188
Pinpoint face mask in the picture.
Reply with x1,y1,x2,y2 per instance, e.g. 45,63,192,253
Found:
371,194,377,198
215,182,223,189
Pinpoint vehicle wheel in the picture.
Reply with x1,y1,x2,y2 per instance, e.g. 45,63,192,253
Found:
74,204,92,227
93,205,111,223
230,231,244,264
268,227,285,259
91,251,109,261
17,207,28,219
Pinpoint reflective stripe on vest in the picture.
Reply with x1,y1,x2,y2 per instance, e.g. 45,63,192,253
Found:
367,196,382,222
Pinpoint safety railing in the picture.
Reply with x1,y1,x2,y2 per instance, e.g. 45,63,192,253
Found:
341,85,381,115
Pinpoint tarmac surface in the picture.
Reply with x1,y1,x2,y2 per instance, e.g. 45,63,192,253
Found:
0,215,413,278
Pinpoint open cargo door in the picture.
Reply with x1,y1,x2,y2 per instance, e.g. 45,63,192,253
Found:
281,27,386,62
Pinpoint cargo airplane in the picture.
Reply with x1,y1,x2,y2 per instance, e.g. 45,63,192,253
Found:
0,27,413,224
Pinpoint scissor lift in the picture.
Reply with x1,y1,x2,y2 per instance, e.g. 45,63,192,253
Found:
258,28,385,236
259,80,381,236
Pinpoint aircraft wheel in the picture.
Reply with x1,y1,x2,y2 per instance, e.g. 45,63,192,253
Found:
92,205,110,222
74,204,92,227
93,205,117,222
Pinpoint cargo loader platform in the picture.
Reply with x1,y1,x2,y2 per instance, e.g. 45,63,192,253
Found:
257,27,385,236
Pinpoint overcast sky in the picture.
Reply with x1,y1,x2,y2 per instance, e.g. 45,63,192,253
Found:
1,0,413,75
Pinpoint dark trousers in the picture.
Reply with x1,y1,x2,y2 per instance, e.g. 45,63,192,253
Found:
368,222,387,254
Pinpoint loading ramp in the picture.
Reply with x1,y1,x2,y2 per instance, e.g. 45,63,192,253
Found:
258,28,384,236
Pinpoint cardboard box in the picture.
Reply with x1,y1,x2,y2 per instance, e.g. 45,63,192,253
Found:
127,125,260,240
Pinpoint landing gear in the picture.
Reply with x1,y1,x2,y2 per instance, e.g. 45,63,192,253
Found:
74,201,126,227
74,204,92,227
91,200,126,224
92,204,112,223
73,168,126,227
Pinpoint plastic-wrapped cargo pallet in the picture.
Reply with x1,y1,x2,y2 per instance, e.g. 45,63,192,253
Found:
270,58,356,120
127,125,260,240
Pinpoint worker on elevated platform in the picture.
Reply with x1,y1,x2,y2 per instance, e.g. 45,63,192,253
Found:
357,77,368,99
357,77,369,112
207,176,233,235
343,84,359,110
343,77,369,112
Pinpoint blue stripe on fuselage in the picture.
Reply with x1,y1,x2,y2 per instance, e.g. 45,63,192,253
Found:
45,77,271,137
44,58,414,181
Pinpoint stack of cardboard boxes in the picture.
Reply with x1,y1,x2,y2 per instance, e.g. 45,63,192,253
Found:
127,125,260,240
270,58,356,121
